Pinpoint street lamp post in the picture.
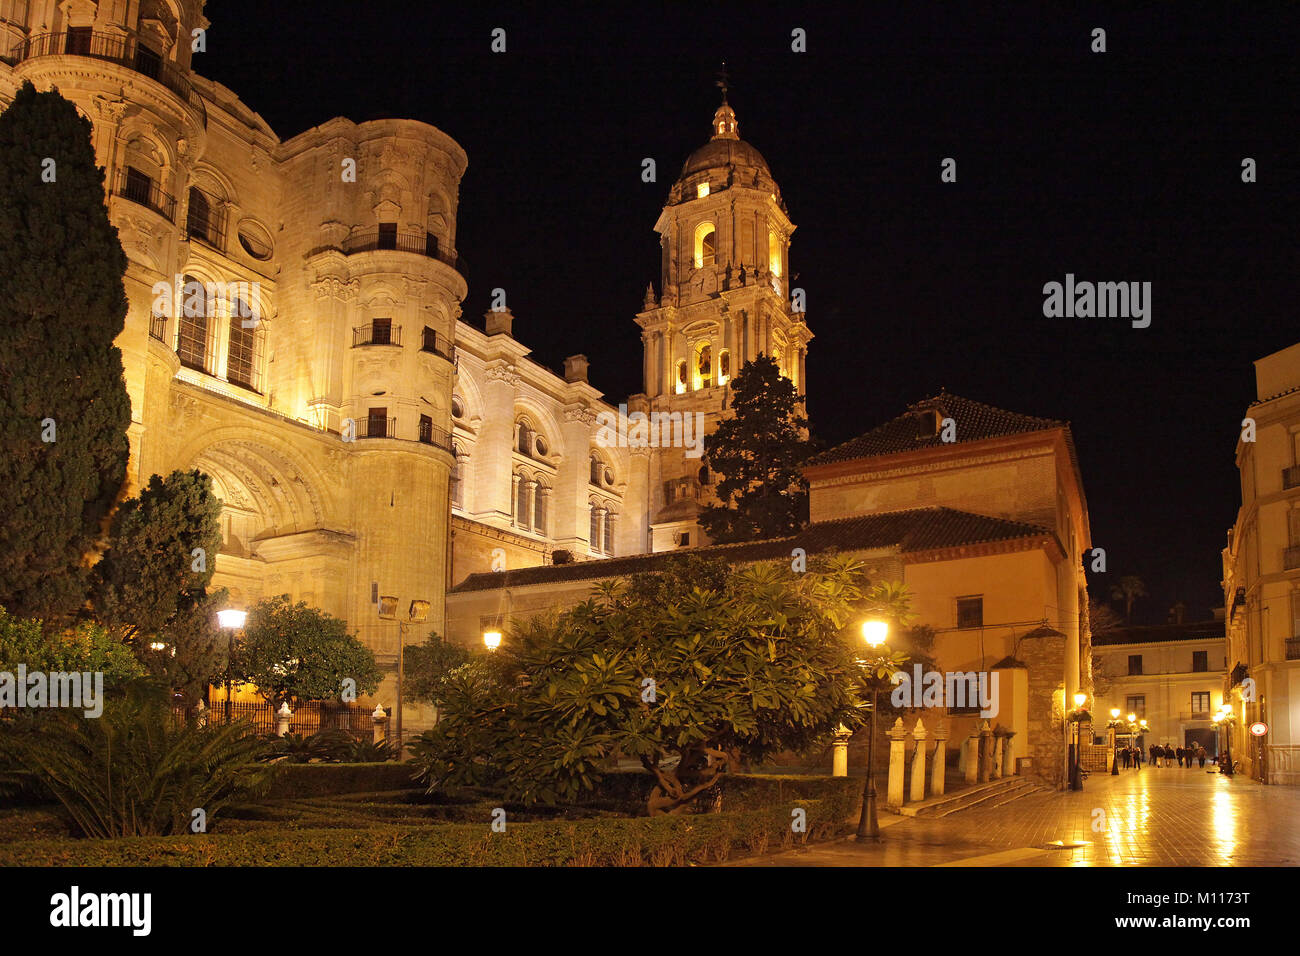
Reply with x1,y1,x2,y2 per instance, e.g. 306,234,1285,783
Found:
217,608,247,725
1068,692,1088,791
1214,704,1235,775
1107,707,1122,775
856,619,889,843
378,596,429,754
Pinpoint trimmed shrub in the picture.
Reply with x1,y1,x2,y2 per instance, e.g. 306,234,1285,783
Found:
262,762,420,800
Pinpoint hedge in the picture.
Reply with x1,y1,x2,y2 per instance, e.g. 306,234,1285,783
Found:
262,762,419,800
578,770,861,817
0,797,852,867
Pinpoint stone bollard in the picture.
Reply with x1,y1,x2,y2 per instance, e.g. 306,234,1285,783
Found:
910,719,928,802
991,735,1003,780
275,701,293,737
978,720,993,783
1002,732,1017,777
964,732,980,784
194,699,207,729
931,721,949,796
372,703,389,744
887,718,909,808
831,724,852,777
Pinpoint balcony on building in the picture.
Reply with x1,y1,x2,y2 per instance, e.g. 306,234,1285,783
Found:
420,327,453,361
340,226,465,273
1284,465,1300,491
1287,637,1300,661
113,167,176,221
355,416,397,440
186,188,227,250
148,312,168,342
6,29,206,125
353,321,402,348
417,416,452,452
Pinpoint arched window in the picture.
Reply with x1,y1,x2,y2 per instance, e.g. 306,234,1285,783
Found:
517,420,533,456
533,483,546,535
694,221,716,269
675,359,688,395
226,298,262,392
695,342,712,390
589,503,600,549
718,349,731,386
603,510,614,555
768,230,783,277
590,453,601,485
176,274,210,372
515,476,529,527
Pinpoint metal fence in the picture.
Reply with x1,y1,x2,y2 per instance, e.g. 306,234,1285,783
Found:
182,700,377,740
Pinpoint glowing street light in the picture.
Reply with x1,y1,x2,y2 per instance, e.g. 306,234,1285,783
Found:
217,608,247,630
856,619,891,843
379,596,429,752
861,619,888,647
483,630,503,651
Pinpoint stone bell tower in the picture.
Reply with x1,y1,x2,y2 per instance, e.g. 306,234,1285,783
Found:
629,89,811,552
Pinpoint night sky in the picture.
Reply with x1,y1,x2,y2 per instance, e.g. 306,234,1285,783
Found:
199,2,1298,624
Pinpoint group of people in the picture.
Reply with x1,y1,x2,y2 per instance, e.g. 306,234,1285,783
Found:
1118,743,1210,769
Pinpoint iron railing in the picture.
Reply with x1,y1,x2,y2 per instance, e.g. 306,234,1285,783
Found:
420,327,453,360
176,699,376,740
341,227,463,271
113,166,176,221
149,312,168,342
1284,465,1300,491
353,322,401,348
354,416,397,439
9,30,206,125
418,419,453,451
1287,638,1300,661
186,191,227,249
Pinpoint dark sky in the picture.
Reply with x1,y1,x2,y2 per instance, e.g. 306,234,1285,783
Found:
200,1,1299,624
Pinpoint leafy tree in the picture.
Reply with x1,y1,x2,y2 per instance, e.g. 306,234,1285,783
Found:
0,607,145,685
1110,575,1148,624
409,554,912,815
699,353,812,544
93,469,223,642
1088,595,1122,634
402,633,471,706
235,595,382,708
0,82,132,621
144,587,233,709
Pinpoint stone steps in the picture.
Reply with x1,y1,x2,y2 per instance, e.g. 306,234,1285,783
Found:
895,775,1046,818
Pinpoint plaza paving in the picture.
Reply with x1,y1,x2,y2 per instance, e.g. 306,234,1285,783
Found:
727,764,1300,867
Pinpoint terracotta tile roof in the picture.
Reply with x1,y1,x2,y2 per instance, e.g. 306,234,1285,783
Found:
808,392,1067,466
448,507,1055,593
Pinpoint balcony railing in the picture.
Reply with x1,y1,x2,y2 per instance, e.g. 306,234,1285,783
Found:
113,167,176,221
149,313,168,342
341,228,463,271
8,31,206,125
186,197,228,249
352,323,402,348
420,327,453,360
418,420,453,451
1287,638,1300,661
1284,545,1300,571
354,417,397,440
1285,465,1300,491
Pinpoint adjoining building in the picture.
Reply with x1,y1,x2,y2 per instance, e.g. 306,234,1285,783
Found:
1223,340,1300,784
1090,621,1228,759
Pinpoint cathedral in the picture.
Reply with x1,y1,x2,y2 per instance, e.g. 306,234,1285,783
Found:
0,0,809,718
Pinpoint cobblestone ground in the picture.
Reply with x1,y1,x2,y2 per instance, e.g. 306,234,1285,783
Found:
726,765,1300,867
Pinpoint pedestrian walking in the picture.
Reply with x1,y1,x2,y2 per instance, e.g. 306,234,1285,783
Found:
1163,744,1175,766
1121,747,1130,769
1149,744,1160,767
1176,746,1185,767
1197,745,1207,768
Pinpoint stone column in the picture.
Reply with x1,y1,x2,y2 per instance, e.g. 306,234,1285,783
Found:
910,719,928,802
991,735,1003,780
1003,733,1017,776
887,718,909,808
510,473,521,527
372,703,389,744
931,721,949,796
979,721,993,782
523,479,537,531
964,731,980,784
831,724,851,777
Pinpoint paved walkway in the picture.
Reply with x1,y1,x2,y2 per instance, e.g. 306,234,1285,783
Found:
727,766,1300,866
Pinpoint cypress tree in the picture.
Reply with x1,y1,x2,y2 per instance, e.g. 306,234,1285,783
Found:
0,82,131,620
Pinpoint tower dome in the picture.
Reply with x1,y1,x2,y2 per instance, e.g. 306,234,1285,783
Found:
672,98,781,205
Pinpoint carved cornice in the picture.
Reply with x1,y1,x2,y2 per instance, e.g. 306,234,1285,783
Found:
311,276,359,301
484,363,520,386
564,406,597,426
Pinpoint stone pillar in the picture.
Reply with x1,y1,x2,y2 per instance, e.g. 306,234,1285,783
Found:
887,718,909,808
964,731,980,784
275,702,293,737
1002,732,1017,777
910,719,928,803
978,720,993,783
193,699,207,728
372,703,389,744
831,724,851,777
931,721,949,796
991,735,1003,780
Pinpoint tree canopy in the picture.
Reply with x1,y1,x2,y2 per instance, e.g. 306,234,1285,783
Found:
699,354,812,544
0,82,131,620
410,554,911,814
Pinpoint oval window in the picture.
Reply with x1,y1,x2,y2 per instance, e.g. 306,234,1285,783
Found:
237,221,274,261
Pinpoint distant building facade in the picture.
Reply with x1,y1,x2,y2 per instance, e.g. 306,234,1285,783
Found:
1223,341,1300,784
1091,621,1228,758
